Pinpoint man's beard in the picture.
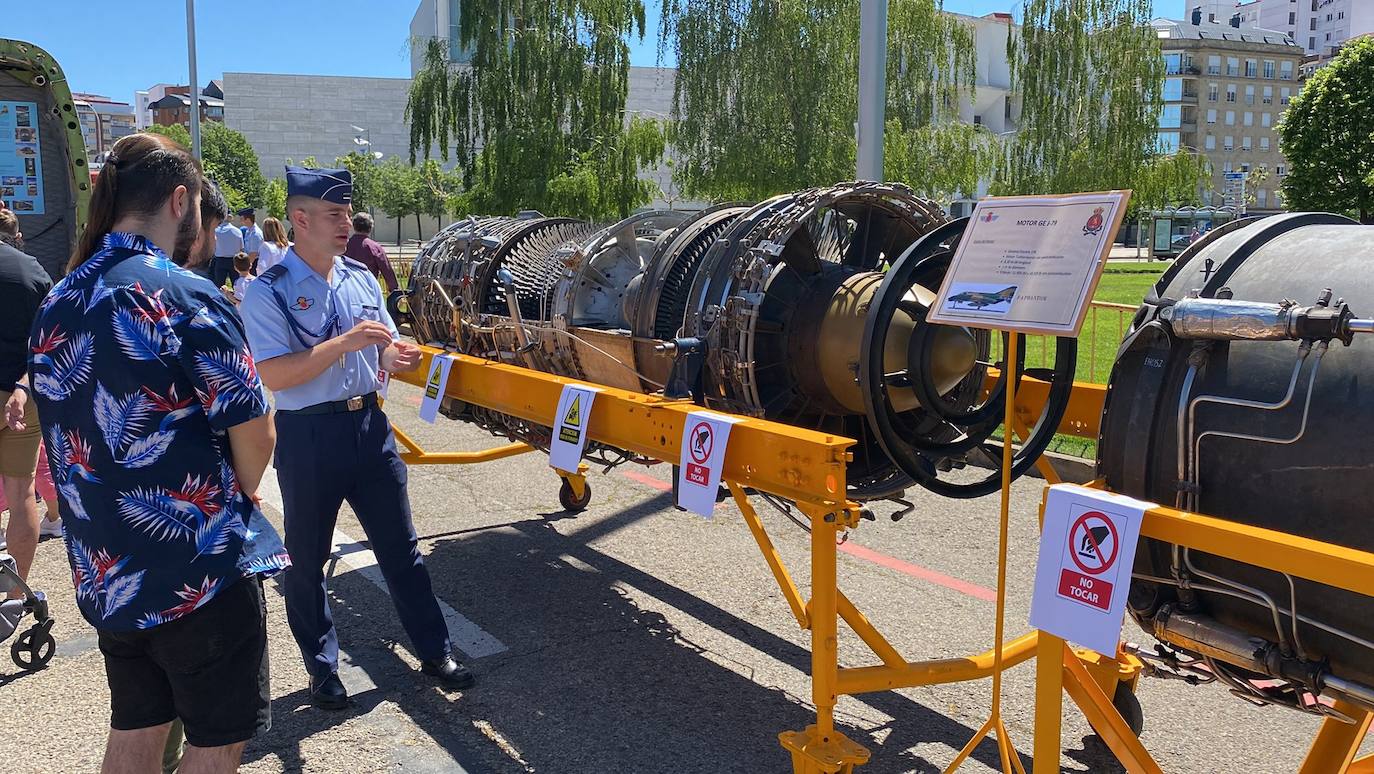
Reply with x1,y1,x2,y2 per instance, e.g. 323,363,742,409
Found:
172,204,200,261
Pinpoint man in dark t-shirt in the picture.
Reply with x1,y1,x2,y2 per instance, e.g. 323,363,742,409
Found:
0,208,52,586
342,212,399,293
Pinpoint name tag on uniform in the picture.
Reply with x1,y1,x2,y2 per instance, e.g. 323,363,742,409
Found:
418,354,454,424
377,368,390,400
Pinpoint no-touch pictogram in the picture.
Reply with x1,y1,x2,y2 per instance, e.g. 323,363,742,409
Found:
688,421,713,464
1068,511,1119,575
1057,510,1122,612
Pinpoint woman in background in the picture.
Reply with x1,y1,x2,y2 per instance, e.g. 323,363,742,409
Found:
256,216,290,274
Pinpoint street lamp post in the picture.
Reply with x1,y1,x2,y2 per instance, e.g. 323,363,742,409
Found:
856,0,889,181
186,0,202,159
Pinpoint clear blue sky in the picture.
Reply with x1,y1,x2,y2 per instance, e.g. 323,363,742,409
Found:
4,0,1175,106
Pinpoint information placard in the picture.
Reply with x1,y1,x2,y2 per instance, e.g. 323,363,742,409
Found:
548,383,601,472
0,101,44,214
926,191,1130,336
1028,483,1153,656
417,354,454,424
676,411,741,518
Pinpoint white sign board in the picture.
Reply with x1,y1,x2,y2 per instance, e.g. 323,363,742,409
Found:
548,384,601,472
1028,484,1153,656
417,354,455,424
926,191,1130,336
676,411,741,518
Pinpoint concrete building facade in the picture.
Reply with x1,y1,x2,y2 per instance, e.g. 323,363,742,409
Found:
1154,18,1303,213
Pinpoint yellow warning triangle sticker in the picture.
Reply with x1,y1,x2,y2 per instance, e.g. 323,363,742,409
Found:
563,395,582,428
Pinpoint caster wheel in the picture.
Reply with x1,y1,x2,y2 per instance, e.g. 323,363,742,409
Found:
11,625,55,671
559,479,592,512
1112,681,1145,737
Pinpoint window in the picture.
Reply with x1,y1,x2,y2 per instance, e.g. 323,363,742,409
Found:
1206,134,1217,150
1165,53,1183,75
1226,110,1236,125
1289,12,1296,25
1243,136,1253,150
1157,132,1181,154
1246,59,1258,77
1224,135,1234,150
1241,162,1251,173
1263,60,1276,78
1244,111,1254,126
1223,160,1234,173
1281,87,1292,105
1327,12,1332,21
1311,17,1318,30
1164,78,1183,101
1160,105,1182,129
1310,36,1317,49
1263,86,1273,104
1227,84,1237,102
1258,189,1268,206
1245,85,1255,105
1339,11,1345,19
1277,164,1286,176
1262,112,1272,127
1207,108,1218,123
1260,136,1270,150
1228,57,1240,76
1327,32,1333,41
1209,83,1219,101
1208,55,1222,74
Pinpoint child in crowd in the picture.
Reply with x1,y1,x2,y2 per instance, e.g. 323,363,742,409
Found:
231,252,255,304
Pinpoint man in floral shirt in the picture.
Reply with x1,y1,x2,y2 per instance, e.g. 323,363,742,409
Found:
27,133,286,773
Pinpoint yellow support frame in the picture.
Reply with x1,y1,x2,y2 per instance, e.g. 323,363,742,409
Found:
388,346,1146,773
1030,488,1374,774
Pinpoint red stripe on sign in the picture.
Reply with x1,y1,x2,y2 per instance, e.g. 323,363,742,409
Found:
838,541,997,602
619,468,673,492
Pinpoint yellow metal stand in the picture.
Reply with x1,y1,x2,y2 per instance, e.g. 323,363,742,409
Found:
1026,493,1374,773
388,345,1155,774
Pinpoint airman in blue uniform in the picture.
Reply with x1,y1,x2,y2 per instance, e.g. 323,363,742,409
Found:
240,166,474,710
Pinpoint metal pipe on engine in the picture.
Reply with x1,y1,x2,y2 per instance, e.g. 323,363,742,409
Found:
497,267,539,370
1160,293,1371,345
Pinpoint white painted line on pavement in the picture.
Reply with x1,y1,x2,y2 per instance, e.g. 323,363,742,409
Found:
257,466,509,659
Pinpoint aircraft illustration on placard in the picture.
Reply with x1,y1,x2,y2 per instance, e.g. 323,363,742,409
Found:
947,286,1017,310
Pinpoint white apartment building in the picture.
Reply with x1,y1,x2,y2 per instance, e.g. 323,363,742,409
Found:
1186,0,1374,55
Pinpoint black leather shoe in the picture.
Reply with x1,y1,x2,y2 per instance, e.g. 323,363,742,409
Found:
310,672,350,710
420,655,475,689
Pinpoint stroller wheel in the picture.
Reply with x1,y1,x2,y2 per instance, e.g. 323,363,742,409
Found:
11,625,55,671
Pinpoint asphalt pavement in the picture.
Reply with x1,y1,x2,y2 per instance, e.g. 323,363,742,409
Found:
0,375,1364,773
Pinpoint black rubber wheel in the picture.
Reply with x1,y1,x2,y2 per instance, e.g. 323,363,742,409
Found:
11,625,55,671
558,479,592,512
1112,681,1145,737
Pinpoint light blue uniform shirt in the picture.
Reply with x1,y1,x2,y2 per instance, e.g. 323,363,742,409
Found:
239,248,398,411
242,223,264,255
214,221,244,257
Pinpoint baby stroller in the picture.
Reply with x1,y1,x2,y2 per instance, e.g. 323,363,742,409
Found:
0,551,55,671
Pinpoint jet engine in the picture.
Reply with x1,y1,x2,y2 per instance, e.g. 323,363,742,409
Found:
401,182,1078,500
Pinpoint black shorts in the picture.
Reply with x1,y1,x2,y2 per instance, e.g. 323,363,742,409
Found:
98,576,270,748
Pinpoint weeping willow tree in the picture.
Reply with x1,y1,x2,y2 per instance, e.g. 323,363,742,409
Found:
996,0,1167,195
405,1,666,220
659,0,987,202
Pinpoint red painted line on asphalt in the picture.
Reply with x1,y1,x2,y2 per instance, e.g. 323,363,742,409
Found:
611,468,995,601
620,468,673,492
837,541,997,602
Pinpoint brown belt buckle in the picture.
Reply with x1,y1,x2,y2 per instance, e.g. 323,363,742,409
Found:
347,396,364,411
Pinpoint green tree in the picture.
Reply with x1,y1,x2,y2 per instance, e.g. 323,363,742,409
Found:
263,178,287,222
997,0,1166,197
201,123,266,208
406,0,665,220
1129,150,1213,255
374,157,421,245
659,0,980,201
143,123,192,147
1278,35,1374,223
884,120,1002,203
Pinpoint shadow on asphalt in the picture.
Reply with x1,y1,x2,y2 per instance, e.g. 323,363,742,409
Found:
246,494,1122,773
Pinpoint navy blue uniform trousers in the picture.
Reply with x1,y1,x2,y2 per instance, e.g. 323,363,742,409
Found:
274,405,450,681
